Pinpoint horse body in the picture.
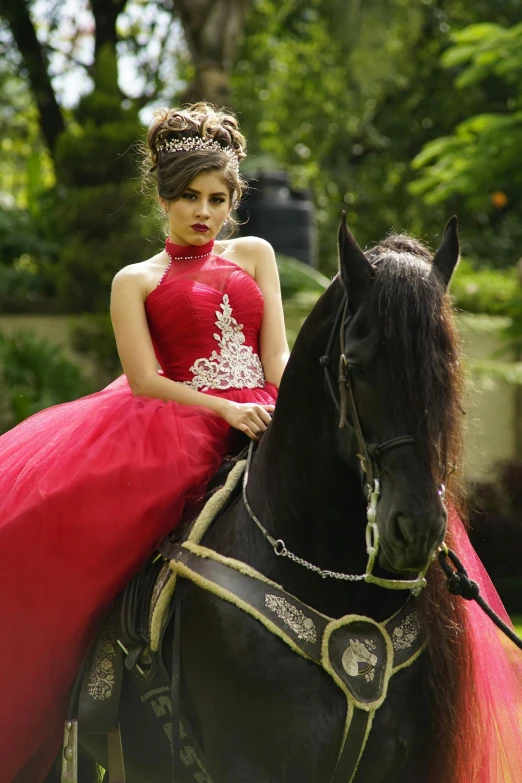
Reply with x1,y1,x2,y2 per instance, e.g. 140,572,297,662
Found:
64,216,467,783
175,264,436,782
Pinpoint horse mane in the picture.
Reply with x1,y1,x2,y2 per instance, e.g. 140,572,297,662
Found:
367,234,464,497
366,234,481,782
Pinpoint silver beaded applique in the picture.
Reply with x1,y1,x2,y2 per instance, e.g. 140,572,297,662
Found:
183,294,265,391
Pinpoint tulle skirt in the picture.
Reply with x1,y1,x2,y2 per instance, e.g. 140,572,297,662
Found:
448,511,522,783
0,374,278,783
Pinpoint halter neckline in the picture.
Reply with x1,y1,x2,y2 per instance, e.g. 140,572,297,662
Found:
165,237,215,260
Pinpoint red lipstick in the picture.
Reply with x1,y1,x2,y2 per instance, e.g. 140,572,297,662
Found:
191,224,209,232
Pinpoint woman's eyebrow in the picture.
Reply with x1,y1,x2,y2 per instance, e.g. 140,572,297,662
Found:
185,187,228,196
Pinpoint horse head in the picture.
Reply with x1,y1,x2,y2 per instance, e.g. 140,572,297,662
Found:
336,213,462,574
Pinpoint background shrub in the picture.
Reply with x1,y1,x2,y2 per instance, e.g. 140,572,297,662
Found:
0,331,94,433
467,460,522,614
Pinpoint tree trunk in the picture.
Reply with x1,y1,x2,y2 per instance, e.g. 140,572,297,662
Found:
89,0,129,95
174,0,250,107
0,0,64,157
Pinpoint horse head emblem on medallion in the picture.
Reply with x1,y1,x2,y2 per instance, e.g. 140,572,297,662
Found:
342,638,378,682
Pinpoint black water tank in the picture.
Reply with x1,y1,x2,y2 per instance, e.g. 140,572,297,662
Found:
237,171,317,266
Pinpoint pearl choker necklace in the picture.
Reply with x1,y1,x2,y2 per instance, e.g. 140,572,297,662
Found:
165,237,215,262
165,249,213,262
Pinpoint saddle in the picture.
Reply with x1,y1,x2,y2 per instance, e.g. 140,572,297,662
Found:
62,452,244,782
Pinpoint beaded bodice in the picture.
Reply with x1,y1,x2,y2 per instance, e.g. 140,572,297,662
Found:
145,239,266,391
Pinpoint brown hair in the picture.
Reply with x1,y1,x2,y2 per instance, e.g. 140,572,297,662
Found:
142,103,247,224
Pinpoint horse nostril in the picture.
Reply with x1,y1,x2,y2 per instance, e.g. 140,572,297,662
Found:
394,514,409,548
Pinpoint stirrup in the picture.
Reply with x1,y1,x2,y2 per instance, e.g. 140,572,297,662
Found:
61,720,78,783
60,719,126,783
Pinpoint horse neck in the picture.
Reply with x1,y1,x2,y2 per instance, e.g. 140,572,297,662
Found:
240,352,401,619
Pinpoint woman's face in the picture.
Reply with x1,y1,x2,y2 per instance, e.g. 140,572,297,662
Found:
162,170,231,246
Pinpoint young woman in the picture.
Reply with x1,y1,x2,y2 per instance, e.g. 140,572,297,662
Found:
0,103,289,783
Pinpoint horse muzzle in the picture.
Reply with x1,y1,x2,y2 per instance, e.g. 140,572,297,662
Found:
378,507,447,574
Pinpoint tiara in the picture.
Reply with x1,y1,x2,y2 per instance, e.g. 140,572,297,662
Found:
156,136,240,171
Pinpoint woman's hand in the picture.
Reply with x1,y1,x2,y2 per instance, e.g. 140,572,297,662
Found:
221,401,275,441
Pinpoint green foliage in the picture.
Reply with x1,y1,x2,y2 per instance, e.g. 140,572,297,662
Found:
276,254,328,346
47,181,151,312
276,254,330,299
71,314,122,386
451,258,520,315
0,204,45,264
0,330,94,433
450,261,522,385
233,0,431,270
43,50,153,313
412,19,522,264
0,261,57,313
0,62,54,210
0,204,59,312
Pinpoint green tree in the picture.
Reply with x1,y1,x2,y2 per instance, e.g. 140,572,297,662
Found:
412,18,522,266
233,0,522,272
232,0,430,269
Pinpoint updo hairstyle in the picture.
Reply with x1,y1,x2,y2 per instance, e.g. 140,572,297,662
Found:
143,103,247,219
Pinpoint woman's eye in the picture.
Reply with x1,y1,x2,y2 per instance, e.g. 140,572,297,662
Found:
182,193,195,199
212,197,226,203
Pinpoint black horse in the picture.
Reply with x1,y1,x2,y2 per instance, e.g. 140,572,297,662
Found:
52,215,478,782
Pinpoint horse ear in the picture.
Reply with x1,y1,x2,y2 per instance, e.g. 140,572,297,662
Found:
338,212,372,309
431,216,460,289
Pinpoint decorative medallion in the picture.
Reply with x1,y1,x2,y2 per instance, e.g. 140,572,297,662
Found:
184,294,265,391
265,594,317,643
87,627,117,701
392,611,421,651
342,638,378,682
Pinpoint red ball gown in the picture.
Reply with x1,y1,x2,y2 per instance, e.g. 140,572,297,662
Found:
0,238,277,782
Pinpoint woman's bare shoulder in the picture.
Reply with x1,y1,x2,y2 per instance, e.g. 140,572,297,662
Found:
218,235,274,253
216,236,275,276
113,250,169,298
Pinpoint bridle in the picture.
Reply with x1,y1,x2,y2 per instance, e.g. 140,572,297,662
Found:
243,289,446,594
320,292,418,489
